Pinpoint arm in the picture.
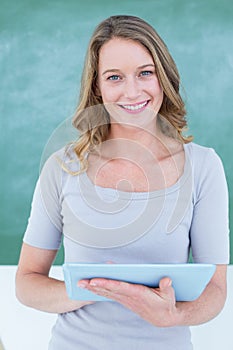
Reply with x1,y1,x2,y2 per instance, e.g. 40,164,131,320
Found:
176,264,227,325
15,243,93,314
77,264,227,327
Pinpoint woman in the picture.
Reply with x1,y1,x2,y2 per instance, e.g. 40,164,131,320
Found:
16,15,229,349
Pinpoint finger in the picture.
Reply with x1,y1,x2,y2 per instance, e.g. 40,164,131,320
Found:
156,277,176,302
78,278,150,307
78,278,121,293
77,279,118,301
159,277,172,290
77,279,90,288
89,278,130,292
89,278,147,299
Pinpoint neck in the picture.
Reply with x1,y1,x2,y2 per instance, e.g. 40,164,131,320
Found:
109,119,164,145
94,121,170,162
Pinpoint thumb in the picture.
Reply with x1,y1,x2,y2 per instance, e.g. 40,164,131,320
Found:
159,277,172,290
158,277,176,301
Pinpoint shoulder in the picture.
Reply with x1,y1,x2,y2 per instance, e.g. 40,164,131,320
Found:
37,144,81,199
40,143,81,175
184,142,223,168
185,142,227,196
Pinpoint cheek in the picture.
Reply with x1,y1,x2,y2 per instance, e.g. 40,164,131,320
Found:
158,87,164,101
152,77,163,92
100,85,121,104
151,80,163,101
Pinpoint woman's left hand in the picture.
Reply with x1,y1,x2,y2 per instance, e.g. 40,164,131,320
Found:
78,277,182,327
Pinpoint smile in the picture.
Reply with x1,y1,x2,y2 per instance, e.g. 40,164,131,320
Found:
119,100,149,111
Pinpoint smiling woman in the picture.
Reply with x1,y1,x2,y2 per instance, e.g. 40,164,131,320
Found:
92,38,163,134
72,15,191,174
15,14,229,350
97,38,163,123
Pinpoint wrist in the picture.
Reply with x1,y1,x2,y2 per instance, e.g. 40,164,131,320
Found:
174,302,187,326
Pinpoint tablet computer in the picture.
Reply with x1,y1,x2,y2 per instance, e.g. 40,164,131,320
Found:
63,263,216,302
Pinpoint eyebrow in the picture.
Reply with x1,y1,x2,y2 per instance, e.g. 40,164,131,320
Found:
102,64,155,76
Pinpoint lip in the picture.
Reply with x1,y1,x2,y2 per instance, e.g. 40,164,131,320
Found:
118,100,150,114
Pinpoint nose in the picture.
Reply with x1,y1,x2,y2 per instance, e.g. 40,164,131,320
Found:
124,77,141,100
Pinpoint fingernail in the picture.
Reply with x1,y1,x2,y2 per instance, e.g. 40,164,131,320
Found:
168,279,172,287
78,281,87,288
90,280,97,286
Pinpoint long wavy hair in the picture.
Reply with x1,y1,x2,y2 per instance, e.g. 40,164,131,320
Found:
71,15,192,173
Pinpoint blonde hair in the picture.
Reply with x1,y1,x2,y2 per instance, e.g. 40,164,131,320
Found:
72,15,192,173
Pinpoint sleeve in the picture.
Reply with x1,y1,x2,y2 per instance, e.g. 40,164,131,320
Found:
23,152,63,250
190,148,230,264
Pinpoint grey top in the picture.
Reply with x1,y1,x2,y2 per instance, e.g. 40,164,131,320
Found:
23,142,229,350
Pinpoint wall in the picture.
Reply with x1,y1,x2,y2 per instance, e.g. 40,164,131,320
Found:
1,0,232,264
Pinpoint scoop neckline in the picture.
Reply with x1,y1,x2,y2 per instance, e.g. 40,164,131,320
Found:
78,143,192,200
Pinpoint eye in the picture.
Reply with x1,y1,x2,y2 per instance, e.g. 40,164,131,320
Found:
107,75,120,81
140,70,154,77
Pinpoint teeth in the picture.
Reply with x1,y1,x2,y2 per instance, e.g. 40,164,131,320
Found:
122,101,147,111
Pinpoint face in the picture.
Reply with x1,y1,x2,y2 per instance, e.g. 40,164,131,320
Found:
97,37,163,127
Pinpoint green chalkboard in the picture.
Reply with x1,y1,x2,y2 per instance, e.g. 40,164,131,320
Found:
1,0,232,264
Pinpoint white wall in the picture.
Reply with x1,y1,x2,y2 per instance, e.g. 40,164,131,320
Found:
0,266,232,350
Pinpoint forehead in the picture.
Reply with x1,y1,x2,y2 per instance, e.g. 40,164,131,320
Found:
98,37,154,70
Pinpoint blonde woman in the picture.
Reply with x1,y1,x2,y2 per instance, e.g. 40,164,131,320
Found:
16,15,229,349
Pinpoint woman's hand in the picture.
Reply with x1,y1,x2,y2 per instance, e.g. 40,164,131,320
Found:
78,277,182,327
78,265,227,327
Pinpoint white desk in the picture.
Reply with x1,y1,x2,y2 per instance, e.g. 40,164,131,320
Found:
0,266,232,350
